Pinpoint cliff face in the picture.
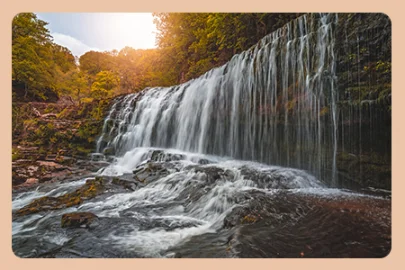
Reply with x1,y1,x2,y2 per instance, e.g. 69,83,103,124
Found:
334,13,391,189
94,14,391,190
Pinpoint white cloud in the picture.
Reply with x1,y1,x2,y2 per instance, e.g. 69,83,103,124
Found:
51,32,100,57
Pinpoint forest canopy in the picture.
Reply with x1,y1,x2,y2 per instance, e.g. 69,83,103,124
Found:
12,12,302,103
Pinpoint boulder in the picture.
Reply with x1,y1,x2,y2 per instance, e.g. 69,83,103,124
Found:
61,212,99,228
15,177,105,216
25,178,39,185
111,177,137,191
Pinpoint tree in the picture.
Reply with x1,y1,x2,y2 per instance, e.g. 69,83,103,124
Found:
12,13,54,100
60,70,90,104
52,44,76,73
79,51,116,77
12,12,305,103
90,71,120,100
152,13,303,84
12,13,77,101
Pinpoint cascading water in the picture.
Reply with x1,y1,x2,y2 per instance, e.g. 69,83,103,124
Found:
97,13,339,186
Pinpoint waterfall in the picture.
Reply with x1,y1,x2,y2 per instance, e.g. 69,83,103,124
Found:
96,13,339,185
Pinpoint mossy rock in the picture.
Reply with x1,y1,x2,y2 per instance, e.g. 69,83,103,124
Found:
61,212,98,228
111,177,137,191
15,177,105,216
240,214,259,224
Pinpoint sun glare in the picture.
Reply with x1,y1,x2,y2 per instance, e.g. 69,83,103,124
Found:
100,13,157,51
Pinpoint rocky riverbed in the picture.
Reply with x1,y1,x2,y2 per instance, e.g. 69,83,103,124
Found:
12,148,391,258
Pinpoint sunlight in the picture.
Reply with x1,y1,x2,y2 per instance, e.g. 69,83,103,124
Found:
100,13,157,51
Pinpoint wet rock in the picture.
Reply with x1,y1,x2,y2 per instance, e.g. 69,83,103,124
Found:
150,150,184,162
12,158,85,188
15,177,105,216
132,162,172,184
232,192,391,258
190,166,235,183
25,178,39,185
177,181,208,205
150,150,163,161
223,205,264,229
74,159,110,174
12,171,28,186
132,167,143,174
61,212,99,228
336,152,391,190
77,177,105,199
12,176,40,189
111,177,137,191
223,190,292,229
198,159,210,165
27,165,39,173
55,156,76,166
103,147,115,156
90,153,105,162
166,231,234,258
240,214,259,224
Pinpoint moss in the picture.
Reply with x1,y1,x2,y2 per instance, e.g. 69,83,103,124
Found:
240,214,259,224
61,212,98,228
375,60,391,74
336,151,391,189
12,147,21,161
44,105,56,113
14,98,113,160
112,177,136,191
23,119,38,126
15,178,105,216
56,107,70,119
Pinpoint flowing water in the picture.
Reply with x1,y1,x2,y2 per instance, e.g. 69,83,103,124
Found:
12,14,391,258
96,13,339,185
12,148,390,258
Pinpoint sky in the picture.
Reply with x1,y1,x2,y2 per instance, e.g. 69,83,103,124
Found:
36,13,158,57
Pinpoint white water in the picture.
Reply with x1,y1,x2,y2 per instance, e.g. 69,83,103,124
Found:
13,146,389,257
96,13,339,185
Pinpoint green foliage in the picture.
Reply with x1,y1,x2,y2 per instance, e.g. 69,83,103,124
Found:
91,71,120,99
32,122,56,146
11,12,312,158
12,147,22,162
80,97,94,104
13,12,305,103
56,108,70,119
52,44,76,73
77,122,100,144
60,70,90,103
79,51,116,76
12,103,34,137
153,13,303,83
12,13,77,101
375,61,391,74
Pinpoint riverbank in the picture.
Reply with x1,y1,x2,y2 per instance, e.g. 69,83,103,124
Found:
12,97,113,189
